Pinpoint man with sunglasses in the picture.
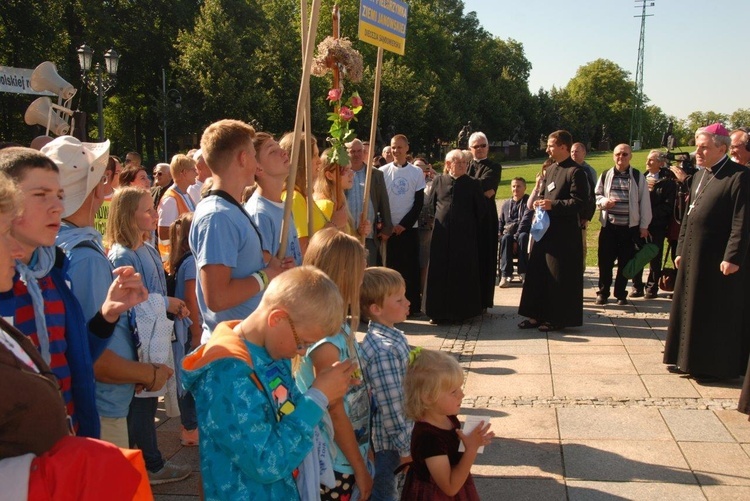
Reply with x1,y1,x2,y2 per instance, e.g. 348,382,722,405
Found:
594,144,652,305
468,132,501,310
151,162,173,209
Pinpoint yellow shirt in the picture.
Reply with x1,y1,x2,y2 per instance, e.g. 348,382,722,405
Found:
281,189,327,238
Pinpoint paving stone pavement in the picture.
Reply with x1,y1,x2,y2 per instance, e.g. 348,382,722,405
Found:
153,268,750,500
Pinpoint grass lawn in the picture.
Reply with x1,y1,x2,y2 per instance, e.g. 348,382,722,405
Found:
496,147,693,267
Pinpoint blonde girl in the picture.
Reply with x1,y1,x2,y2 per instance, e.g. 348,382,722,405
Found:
279,132,324,253
313,148,371,238
401,349,494,500
295,228,372,500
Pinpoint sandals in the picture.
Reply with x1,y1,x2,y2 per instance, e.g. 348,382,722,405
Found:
518,319,540,329
538,323,562,332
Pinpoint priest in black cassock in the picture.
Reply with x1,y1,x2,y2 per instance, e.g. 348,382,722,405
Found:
468,132,502,310
518,130,589,331
425,149,486,324
664,124,750,380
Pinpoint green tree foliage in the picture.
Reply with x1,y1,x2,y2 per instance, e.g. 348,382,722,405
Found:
730,108,750,130
559,59,634,148
685,110,729,133
0,0,69,143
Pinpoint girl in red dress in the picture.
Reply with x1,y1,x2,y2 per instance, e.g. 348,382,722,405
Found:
401,349,494,500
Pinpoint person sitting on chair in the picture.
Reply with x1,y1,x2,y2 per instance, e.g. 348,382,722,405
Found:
498,177,533,287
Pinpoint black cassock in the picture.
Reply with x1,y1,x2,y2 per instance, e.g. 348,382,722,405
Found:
518,157,587,327
469,158,502,309
425,174,486,322
664,156,750,378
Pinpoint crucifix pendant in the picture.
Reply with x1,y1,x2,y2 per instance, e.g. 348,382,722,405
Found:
687,203,695,215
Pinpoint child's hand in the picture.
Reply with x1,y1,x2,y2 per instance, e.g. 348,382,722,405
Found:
311,359,359,402
456,421,494,453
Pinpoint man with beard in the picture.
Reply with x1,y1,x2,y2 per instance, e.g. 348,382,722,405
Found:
664,124,750,380
468,132,501,310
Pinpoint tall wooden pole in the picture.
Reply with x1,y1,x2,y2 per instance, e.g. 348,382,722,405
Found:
331,4,343,213
359,47,384,245
301,0,314,239
278,0,321,259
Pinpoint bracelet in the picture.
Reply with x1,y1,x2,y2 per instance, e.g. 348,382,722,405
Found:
258,269,269,288
145,364,158,391
251,272,266,292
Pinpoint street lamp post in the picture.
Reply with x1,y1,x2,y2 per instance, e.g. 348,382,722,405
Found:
77,44,119,141
162,68,182,161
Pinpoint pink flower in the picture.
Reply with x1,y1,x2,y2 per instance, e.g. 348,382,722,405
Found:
339,106,354,122
327,88,342,102
350,95,363,108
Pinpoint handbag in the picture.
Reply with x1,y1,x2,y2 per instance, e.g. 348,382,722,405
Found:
529,207,550,241
623,237,660,279
658,252,677,292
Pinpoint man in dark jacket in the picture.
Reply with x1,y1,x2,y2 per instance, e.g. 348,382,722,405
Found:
632,151,677,298
498,177,533,287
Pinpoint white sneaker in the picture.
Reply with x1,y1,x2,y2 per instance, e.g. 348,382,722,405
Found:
499,277,510,288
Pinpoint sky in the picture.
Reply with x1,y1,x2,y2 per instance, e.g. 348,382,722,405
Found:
461,0,747,121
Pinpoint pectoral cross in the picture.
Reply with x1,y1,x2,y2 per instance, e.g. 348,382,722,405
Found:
687,202,695,216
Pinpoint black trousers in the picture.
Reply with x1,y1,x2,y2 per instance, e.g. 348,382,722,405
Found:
633,229,665,294
597,223,639,300
386,227,421,314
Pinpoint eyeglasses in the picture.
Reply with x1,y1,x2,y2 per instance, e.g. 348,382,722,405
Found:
615,153,630,157
287,315,315,351
471,143,487,148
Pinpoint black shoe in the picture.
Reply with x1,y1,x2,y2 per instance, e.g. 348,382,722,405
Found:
616,298,628,306
595,295,608,305
408,311,427,320
644,291,657,299
630,288,644,298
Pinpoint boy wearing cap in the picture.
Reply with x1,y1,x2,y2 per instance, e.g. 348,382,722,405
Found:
47,137,191,483
0,145,146,440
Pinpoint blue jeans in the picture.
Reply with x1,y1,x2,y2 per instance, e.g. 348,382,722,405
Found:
127,396,164,472
371,449,401,501
500,231,529,277
178,390,198,430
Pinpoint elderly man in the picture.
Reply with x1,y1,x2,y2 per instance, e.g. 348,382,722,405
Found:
594,144,652,305
187,148,212,203
664,124,750,380
518,130,589,331
151,162,173,208
632,151,677,298
498,177,533,287
730,128,750,166
381,145,394,164
468,132,501,309
345,138,393,266
425,149,486,324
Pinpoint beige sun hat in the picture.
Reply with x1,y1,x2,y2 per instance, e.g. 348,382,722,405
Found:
41,135,111,217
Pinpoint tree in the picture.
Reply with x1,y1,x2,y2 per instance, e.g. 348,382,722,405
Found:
0,0,69,144
730,108,750,130
559,59,634,148
685,111,729,134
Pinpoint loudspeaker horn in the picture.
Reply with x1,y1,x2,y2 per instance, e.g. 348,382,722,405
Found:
30,61,77,101
24,97,71,136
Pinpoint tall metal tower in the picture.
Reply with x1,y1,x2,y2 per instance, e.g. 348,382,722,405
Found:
629,0,654,150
